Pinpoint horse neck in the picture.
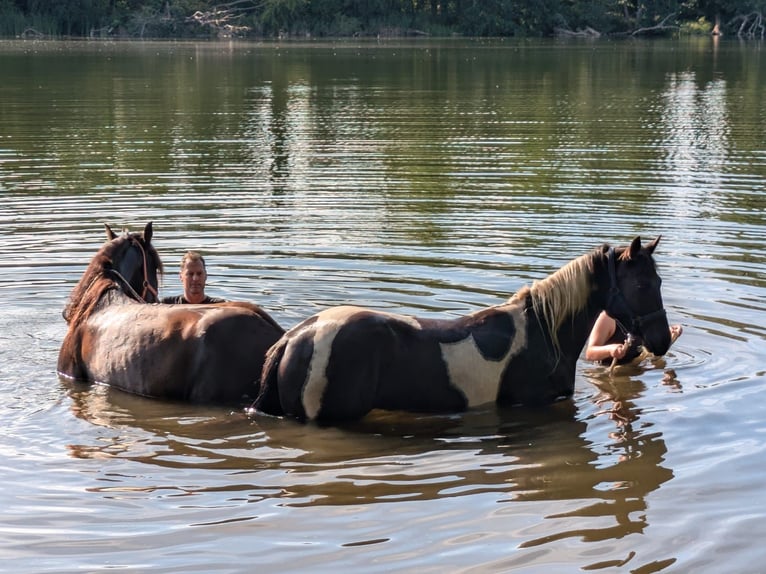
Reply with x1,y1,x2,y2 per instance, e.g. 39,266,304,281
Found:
553,298,604,360
547,251,612,359
527,250,607,359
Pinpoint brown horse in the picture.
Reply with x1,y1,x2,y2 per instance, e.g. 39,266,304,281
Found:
58,223,284,405
252,237,672,422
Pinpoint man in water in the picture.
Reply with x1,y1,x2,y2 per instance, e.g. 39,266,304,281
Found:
161,251,225,304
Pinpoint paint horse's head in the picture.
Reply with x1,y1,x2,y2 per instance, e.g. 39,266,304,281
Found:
103,222,162,304
602,236,671,357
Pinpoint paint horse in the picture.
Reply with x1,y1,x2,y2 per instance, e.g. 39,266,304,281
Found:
58,223,285,404
252,237,671,422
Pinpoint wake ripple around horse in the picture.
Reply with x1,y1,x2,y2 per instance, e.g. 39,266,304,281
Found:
252,237,671,422
58,223,284,405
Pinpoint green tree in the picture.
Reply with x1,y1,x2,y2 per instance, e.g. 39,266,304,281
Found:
1,0,755,38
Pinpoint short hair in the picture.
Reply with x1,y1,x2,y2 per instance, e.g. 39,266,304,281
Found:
180,250,207,271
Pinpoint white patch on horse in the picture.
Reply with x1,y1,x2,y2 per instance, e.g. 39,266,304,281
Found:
440,308,527,407
301,308,358,420
300,306,422,419
300,325,335,420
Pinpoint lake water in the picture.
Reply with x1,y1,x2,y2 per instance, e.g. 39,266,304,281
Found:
1,38,765,573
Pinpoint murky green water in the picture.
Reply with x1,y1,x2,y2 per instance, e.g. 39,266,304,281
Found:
1,38,765,573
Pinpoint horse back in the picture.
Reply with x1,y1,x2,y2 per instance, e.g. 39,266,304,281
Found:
216,301,284,333
61,302,283,404
265,305,526,421
182,304,284,403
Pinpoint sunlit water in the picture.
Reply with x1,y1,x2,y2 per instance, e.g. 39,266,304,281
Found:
1,39,765,573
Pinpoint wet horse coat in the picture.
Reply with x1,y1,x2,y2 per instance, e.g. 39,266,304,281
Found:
58,223,284,404
254,237,671,421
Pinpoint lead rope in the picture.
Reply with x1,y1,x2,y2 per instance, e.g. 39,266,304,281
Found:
609,332,636,375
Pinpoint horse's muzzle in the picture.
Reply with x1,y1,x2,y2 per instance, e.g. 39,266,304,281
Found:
642,324,671,356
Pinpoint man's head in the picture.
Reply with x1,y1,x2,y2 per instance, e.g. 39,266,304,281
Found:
179,251,208,304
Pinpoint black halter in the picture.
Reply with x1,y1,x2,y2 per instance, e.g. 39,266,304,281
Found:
604,247,666,336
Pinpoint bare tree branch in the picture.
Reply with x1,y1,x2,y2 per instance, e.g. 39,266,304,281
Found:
187,0,264,36
630,13,678,36
729,11,765,38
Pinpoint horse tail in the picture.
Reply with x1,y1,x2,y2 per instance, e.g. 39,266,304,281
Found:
252,336,288,416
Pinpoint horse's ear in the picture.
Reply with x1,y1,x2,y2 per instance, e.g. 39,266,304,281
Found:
645,235,661,255
104,223,117,241
628,236,642,259
143,222,153,244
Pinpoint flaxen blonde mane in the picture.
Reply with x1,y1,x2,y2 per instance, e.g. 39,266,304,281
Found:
526,248,599,351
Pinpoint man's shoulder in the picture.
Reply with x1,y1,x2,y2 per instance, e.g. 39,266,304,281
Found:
160,295,226,304
161,295,184,304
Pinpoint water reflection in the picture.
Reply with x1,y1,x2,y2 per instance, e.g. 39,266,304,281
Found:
65,374,673,548
2,39,765,572
661,71,729,219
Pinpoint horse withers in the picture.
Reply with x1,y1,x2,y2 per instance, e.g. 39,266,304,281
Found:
58,222,284,405
252,236,671,422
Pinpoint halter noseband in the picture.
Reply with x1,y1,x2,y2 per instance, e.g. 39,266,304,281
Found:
110,235,158,303
605,247,666,336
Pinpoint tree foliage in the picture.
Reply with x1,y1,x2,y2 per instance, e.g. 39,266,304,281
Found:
1,0,764,38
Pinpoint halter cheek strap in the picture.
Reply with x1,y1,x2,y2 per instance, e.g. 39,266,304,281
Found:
133,238,159,301
110,237,158,303
605,247,666,335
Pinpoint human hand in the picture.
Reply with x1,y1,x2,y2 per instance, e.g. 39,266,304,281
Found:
610,343,627,359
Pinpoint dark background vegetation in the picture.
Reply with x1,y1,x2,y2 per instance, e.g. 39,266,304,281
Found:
1,0,763,39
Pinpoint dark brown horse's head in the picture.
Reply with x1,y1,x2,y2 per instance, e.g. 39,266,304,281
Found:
104,222,162,304
604,236,671,356
63,222,163,326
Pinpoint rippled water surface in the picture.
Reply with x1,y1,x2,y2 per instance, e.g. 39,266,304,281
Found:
1,38,765,573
